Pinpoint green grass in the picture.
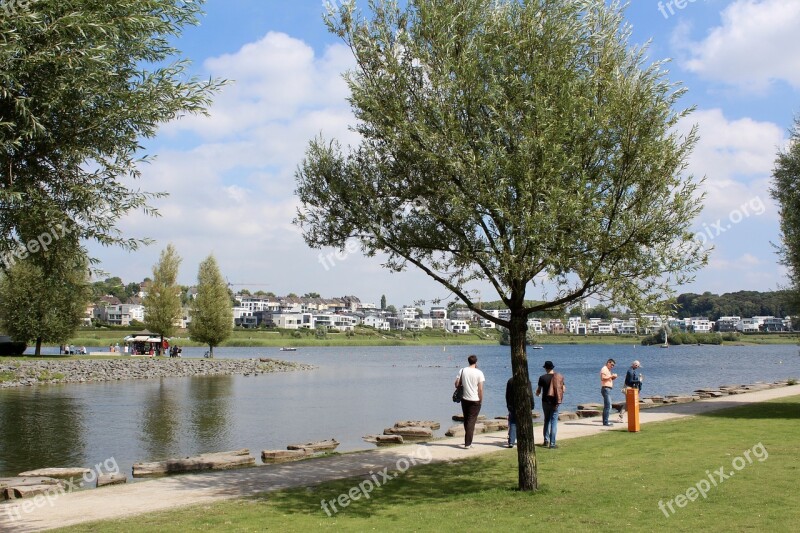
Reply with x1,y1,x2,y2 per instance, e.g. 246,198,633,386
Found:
56,395,800,532
0,370,16,382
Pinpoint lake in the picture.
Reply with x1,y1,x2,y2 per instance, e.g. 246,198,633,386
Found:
1,343,798,478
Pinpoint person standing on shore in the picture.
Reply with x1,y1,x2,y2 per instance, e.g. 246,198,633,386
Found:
456,354,485,449
536,361,565,448
600,358,618,426
505,375,535,448
625,360,644,391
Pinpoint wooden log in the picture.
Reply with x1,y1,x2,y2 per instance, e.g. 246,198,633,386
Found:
132,449,255,477
261,449,314,463
96,473,127,487
286,439,340,452
17,468,91,479
383,426,433,438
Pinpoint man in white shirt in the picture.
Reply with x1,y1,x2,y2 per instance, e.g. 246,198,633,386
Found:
455,354,486,449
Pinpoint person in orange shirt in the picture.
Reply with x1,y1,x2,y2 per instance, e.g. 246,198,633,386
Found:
600,359,618,426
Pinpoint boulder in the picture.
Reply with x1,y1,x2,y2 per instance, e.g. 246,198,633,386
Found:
557,411,578,421
132,449,255,477
286,439,339,452
480,419,508,432
17,467,91,479
393,420,441,430
96,473,127,487
383,426,433,439
0,477,62,500
575,409,601,418
376,435,404,445
577,403,603,410
261,449,314,463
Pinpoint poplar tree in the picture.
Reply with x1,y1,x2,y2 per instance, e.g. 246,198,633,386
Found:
189,255,233,358
296,0,707,491
770,117,800,315
143,244,182,347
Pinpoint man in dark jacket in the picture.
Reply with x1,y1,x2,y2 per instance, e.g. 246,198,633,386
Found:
536,361,565,448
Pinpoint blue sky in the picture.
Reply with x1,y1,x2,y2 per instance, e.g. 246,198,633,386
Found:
89,0,800,309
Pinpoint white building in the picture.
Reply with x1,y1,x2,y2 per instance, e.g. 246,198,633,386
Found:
446,319,470,334
527,318,543,334
363,316,390,330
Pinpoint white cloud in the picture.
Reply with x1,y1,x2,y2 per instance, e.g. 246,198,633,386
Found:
680,0,800,91
678,108,784,223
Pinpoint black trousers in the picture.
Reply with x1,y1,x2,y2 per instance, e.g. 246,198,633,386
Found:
461,399,482,446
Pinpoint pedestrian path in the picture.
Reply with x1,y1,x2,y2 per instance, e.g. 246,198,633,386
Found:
3,384,798,532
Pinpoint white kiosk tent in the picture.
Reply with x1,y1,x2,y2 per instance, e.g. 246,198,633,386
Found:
123,331,164,356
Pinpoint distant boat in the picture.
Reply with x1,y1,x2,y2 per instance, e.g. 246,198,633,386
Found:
280,347,297,352
531,346,544,350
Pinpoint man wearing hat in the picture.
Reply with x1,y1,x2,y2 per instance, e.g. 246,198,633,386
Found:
536,360,565,448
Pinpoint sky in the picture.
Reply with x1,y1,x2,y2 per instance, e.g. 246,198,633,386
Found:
87,0,800,310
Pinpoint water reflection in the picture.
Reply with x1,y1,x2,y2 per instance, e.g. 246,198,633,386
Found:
139,380,182,460
188,376,233,453
0,388,86,473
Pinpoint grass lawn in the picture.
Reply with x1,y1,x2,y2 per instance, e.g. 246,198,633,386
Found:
56,395,800,532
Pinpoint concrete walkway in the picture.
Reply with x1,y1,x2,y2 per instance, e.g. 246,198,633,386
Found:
3,384,799,532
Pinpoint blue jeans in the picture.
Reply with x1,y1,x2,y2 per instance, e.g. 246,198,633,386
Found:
601,387,612,424
542,402,559,445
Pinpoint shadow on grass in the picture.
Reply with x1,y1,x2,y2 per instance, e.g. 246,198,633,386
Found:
252,453,523,520
697,400,800,420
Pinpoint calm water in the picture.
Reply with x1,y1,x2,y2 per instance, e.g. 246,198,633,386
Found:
1,344,798,478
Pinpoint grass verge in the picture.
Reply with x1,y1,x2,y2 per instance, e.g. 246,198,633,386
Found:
55,395,800,532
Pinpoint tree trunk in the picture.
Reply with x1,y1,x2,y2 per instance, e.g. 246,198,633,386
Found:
35,337,42,356
208,344,214,358
509,308,538,491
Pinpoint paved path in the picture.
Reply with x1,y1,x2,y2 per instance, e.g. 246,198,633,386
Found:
3,384,798,532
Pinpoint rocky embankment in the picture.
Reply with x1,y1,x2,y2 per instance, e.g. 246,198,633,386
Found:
0,358,313,388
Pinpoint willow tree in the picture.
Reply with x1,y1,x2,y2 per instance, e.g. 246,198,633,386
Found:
143,244,182,348
0,0,223,260
295,0,706,491
189,255,233,358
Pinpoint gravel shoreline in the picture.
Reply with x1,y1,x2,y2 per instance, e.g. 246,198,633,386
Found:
0,358,314,388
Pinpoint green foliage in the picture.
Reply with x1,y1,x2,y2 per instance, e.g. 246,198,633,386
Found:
0,250,91,355
676,290,795,319
315,326,328,339
0,0,223,257
143,244,182,339
297,0,707,490
771,116,800,300
640,329,722,346
188,255,233,357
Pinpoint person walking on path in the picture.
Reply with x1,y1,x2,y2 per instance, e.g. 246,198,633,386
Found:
456,354,485,449
505,375,535,448
536,361,565,448
600,358,618,426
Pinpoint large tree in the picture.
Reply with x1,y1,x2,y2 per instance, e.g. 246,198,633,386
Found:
143,244,182,347
295,0,706,491
771,116,800,312
0,247,91,356
189,255,233,358
0,0,222,259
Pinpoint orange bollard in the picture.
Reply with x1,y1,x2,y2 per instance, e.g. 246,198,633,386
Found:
626,387,640,432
